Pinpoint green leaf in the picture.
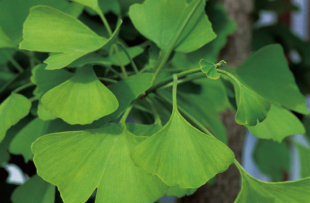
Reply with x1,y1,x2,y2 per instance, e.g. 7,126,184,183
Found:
129,0,216,53
0,0,81,47
166,186,197,198
132,77,234,188
235,163,310,203
37,103,57,121
99,0,120,14
41,66,118,125
0,26,15,48
107,73,154,120
0,93,31,142
200,59,220,79
19,6,122,70
9,118,50,162
235,84,271,126
31,64,73,97
32,123,167,203
11,175,55,203
126,122,162,137
294,142,310,178
72,0,103,17
303,116,310,142
187,1,236,63
247,105,305,142
253,139,290,181
228,44,308,115
68,45,144,67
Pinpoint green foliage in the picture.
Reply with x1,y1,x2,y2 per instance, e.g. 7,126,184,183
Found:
0,0,309,202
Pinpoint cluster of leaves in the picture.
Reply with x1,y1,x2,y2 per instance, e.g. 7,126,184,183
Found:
251,0,310,182
0,0,310,202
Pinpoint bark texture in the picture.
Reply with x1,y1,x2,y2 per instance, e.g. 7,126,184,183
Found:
177,0,253,202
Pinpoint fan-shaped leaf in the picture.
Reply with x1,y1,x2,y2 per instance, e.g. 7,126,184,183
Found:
126,122,162,137
11,175,55,203
228,44,308,115
72,0,103,17
19,6,122,70
166,186,197,198
235,84,271,126
129,0,216,53
235,163,310,203
0,93,31,142
41,66,118,125
247,105,305,142
200,59,219,79
32,124,167,203
37,103,56,121
9,118,50,162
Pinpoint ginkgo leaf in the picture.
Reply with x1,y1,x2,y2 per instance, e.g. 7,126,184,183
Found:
126,122,162,137
247,104,305,142
19,6,122,70
235,162,310,203
72,0,103,17
41,66,118,125
68,46,144,67
0,93,31,142
235,84,271,126
228,44,308,115
200,59,220,79
11,175,55,203
166,186,197,198
31,64,73,97
131,76,234,188
0,26,15,48
9,118,50,162
37,103,56,121
32,123,168,203
129,0,216,53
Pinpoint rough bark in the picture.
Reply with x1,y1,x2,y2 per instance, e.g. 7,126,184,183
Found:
177,0,253,202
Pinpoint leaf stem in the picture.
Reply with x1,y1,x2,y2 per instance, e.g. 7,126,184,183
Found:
0,73,21,94
172,74,178,109
99,13,113,36
146,97,162,125
12,83,35,93
98,77,118,83
217,69,241,86
147,68,203,93
152,0,202,82
120,105,133,127
1,50,24,73
113,44,128,78
104,65,123,78
117,43,139,74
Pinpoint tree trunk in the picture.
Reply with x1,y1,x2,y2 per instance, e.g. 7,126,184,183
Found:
177,0,253,202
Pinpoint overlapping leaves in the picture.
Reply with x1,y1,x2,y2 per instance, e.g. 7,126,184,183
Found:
41,66,118,125
19,5,122,70
131,76,234,188
129,0,216,53
235,162,310,203
32,123,168,203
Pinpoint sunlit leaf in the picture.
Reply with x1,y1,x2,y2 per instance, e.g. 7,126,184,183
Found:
9,118,50,162
41,66,118,125
72,0,103,17
247,105,305,142
234,84,271,126
129,0,216,53
227,44,308,115
294,142,310,178
200,59,219,79
0,93,31,142
253,139,290,181
11,175,55,203
132,78,234,188
19,6,122,70
0,0,81,47
37,103,56,121
166,186,197,198
32,123,167,203
235,163,310,203
69,45,143,67
126,122,162,137
31,64,73,97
